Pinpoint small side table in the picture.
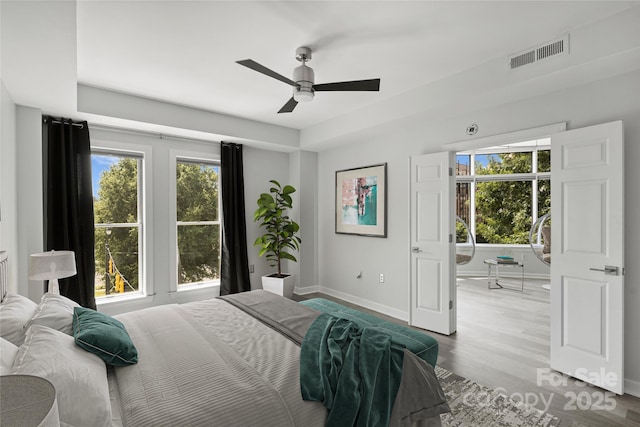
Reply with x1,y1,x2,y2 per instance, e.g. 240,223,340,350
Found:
484,259,524,292
0,375,59,427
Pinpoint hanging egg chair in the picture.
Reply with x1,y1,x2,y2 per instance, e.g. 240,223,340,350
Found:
529,213,551,289
529,213,551,266
456,216,476,265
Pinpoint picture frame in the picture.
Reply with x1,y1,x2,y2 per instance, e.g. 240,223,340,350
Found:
335,163,387,237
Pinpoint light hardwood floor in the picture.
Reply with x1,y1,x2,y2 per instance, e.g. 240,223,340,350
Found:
295,277,640,427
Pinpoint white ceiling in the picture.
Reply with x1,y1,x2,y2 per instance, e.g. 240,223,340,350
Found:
74,1,635,131
1,0,637,150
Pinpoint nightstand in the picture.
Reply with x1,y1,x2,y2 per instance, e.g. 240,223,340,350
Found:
0,375,59,427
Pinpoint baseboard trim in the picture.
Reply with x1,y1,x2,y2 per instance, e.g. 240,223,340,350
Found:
625,377,640,398
294,285,319,295
316,286,409,322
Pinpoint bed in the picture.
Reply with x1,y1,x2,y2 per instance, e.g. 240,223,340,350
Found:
0,252,449,427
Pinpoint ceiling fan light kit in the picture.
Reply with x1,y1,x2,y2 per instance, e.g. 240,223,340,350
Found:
292,56,314,103
236,46,381,113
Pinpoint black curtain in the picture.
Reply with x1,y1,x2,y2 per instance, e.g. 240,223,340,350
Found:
42,116,96,309
220,142,251,295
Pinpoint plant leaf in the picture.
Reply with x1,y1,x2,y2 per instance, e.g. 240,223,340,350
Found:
280,252,297,262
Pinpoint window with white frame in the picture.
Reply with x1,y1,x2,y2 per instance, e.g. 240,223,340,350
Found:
175,158,221,288
456,138,551,245
92,150,143,298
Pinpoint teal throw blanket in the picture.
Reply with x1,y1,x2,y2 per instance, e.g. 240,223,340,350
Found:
300,313,405,427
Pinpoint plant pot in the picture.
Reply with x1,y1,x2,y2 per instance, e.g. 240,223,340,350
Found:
261,274,296,298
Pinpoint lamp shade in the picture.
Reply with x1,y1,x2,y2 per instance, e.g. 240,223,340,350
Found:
28,251,77,281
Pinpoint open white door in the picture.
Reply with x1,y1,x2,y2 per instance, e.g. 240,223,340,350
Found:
409,152,456,335
550,121,624,394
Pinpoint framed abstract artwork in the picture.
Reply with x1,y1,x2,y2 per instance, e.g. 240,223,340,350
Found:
335,163,387,237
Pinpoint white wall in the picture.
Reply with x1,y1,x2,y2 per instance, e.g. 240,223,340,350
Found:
16,106,43,301
317,70,640,390
243,145,291,288
289,150,318,292
0,102,44,300
0,80,18,292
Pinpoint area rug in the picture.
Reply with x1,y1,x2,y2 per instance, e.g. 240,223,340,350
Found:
435,366,560,426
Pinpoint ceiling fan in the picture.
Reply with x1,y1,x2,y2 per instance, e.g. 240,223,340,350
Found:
236,46,381,114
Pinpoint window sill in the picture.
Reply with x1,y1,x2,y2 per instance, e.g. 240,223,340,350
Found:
96,292,156,316
171,283,220,304
96,292,148,305
176,280,220,293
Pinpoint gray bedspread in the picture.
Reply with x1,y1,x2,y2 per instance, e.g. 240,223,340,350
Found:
114,297,326,427
219,289,320,345
113,291,447,427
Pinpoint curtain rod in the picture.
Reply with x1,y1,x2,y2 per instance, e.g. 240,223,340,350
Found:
43,117,85,129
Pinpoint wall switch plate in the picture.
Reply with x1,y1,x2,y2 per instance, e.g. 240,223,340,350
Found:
379,273,384,283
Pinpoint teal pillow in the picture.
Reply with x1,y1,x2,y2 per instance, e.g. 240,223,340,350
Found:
72,307,138,366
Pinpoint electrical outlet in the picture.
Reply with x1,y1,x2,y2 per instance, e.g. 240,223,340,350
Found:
249,264,255,273
379,273,384,283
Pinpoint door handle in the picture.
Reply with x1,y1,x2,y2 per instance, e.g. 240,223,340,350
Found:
411,247,422,253
589,265,619,276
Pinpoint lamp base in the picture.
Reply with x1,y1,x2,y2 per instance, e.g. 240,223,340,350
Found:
48,279,60,295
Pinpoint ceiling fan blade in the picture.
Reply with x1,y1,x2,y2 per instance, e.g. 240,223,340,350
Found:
236,59,299,87
278,97,298,114
313,78,380,92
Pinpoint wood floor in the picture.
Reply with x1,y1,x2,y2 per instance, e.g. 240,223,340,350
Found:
295,277,640,427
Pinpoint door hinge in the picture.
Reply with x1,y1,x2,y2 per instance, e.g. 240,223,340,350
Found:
449,234,453,243
449,167,453,176
449,300,453,310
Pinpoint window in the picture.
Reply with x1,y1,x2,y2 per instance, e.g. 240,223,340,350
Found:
175,159,221,288
92,151,143,298
456,138,551,245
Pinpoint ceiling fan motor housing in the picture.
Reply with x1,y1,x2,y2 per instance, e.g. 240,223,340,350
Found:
293,63,314,102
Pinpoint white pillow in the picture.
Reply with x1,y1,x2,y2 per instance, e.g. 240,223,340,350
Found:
0,293,38,346
13,325,112,427
25,293,80,335
0,336,19,368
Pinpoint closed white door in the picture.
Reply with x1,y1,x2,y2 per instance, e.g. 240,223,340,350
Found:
409,152,456,335
550,121,624,394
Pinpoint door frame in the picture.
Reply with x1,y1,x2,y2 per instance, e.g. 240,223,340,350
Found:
442,122,567,280
408,123,567,332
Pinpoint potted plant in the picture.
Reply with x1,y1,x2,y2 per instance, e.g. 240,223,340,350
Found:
253,180,301,298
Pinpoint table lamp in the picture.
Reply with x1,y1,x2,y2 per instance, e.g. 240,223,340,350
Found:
28,250,76,294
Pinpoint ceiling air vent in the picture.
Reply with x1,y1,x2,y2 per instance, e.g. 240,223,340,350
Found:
510,50,536,69
509,34,569,70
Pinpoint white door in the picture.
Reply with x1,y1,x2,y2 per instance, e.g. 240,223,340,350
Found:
550,121,624,394
409,152,456,335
